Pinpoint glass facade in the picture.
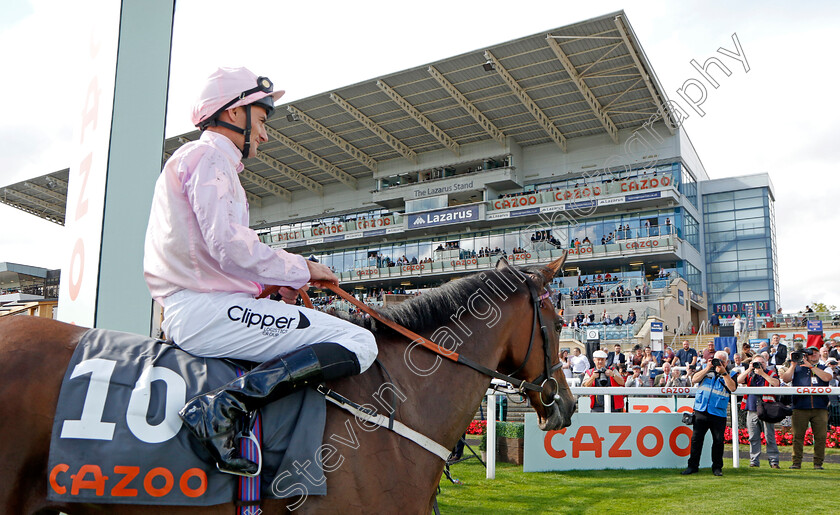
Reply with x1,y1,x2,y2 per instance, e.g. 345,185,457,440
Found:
317,207,679,273
703,187,777,315
682,209,699,249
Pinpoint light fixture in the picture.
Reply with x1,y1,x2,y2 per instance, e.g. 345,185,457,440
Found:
286,113,300,122
400,282,412,286
629,262,644,266
482,59,495,72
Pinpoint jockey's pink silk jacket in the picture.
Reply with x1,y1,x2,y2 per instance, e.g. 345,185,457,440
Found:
144,131,310,306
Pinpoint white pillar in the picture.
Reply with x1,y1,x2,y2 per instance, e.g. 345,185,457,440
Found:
486,393,496,479
730,393,739,468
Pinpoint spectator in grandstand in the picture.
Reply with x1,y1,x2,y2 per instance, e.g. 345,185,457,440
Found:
642,346,658,383
613,314,624,326
606,344,625,368
559,350,573,381
626,309,637,325
635,286,642,302
827,340,840,361
733,314,746,340
583,350,626,412
709,312,720,334
676,340,698,367
701,341,716,362
727,352,746,375
144,67,376,475
737,355,780,468
681,351,737,476
569,347,590,385
661,345,676,366
625,365,645,387
739,342,756,364
630,345,644,367
780,347,833,469
819,345,830,365
761,334,787,366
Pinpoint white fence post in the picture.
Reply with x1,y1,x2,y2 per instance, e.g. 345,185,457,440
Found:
486,393,496,479
731,393,740,468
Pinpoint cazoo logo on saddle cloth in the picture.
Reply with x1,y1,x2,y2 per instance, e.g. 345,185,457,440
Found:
227,306,312,336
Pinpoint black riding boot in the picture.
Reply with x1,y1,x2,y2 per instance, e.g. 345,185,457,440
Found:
179,342,361,475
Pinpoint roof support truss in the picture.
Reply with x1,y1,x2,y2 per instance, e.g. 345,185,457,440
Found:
287,106,378,172
376,80,460,156
23,181,68,203
546,35,618,143
614,15,675,134
330,93,417,163
265,126,357,190
256,150,323,195
483,50,567,152
238,169,292,201
2,187,64,217
427,66,506,147
244,190,262,208
0,196,64,225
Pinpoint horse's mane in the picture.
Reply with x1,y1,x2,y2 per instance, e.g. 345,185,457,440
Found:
334,263,549,336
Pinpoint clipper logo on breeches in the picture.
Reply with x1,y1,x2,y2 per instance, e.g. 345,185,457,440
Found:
227,306,311,336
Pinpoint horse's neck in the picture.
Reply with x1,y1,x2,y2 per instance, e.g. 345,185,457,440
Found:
374,307,517,453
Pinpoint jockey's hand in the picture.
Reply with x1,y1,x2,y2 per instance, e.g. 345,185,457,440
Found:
277,286,298,305
307,260,339,286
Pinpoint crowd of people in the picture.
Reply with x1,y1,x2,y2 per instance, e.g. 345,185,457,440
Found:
557,335,840,474
567,308,638,328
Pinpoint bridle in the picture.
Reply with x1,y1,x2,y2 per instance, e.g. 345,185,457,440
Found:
294,267,564,408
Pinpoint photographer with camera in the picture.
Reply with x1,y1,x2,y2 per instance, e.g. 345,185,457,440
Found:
583,350,626,412
681,351,737,477
737,356,780,468
779,346,832,469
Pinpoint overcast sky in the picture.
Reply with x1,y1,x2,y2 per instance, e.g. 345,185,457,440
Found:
1,0,838,311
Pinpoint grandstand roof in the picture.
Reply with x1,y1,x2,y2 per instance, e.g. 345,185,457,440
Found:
3,10,672,222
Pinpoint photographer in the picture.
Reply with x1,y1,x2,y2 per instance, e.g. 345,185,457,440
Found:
583,350,626,412
681,351,737,477
779,347,832,469
737,356,780,468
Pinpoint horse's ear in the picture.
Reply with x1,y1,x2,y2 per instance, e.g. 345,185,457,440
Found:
541,251,567,282
495,257,511,271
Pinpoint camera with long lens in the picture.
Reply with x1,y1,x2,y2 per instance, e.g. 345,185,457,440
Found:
790,351,804,363
711,358,722,368
595,368,610,387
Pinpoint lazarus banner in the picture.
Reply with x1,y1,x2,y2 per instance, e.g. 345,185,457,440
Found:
407,204,479,229
524,413,711,471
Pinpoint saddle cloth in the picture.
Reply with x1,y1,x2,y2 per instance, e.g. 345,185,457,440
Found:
47,328,327,505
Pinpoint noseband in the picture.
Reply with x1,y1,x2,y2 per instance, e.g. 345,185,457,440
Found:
455,272,561,406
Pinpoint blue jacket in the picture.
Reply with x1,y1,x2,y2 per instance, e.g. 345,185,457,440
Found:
693,375,731,417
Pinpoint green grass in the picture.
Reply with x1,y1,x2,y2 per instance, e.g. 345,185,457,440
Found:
437,459,840,514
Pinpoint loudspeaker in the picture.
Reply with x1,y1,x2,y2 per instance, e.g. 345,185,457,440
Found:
719,325,735,337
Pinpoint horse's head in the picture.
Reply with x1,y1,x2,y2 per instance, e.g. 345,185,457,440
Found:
495,253,575,431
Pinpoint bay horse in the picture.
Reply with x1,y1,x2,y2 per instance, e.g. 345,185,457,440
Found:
0,257,574,514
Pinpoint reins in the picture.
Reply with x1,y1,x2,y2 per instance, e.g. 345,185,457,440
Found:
278,273,559,403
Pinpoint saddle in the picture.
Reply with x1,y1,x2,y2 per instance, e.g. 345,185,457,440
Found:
47,328,327,506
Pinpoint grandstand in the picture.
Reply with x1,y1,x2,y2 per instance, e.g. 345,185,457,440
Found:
1,11,779,348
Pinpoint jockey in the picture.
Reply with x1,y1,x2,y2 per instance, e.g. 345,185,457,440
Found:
144,67,377,475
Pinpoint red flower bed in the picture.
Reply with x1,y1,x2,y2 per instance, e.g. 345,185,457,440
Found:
725,425,840,446
466,420,486,435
